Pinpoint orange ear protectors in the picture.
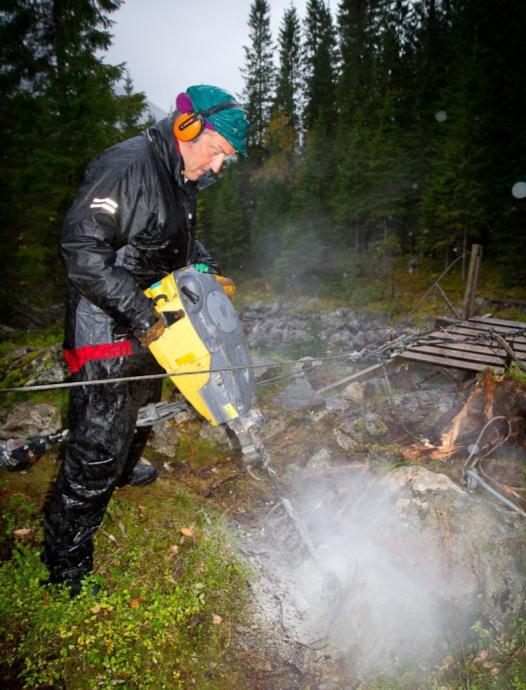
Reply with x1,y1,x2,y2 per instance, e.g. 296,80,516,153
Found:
173,102,239,142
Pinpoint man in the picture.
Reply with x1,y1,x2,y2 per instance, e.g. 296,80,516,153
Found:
43,84,249,595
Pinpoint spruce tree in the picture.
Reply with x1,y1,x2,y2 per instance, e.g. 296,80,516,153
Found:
302,0,338,133
241,0,275,153
0,1,150,319
118,70,154,140
337,0,380,123
274,4,302,142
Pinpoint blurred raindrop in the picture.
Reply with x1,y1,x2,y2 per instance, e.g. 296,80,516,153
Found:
435,110,447,122
512,181,526,199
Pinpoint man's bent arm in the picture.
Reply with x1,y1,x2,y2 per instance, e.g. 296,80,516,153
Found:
60,206,157,332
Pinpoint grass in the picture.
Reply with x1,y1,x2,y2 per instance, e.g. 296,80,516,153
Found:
235,253,526,326
0,449,252,690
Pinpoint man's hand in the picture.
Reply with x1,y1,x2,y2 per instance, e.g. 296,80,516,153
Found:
133,312,165,347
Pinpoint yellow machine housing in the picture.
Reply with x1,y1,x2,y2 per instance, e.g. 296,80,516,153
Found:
144,267,254,426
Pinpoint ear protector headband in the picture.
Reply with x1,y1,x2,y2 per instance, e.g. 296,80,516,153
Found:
173,102,239,142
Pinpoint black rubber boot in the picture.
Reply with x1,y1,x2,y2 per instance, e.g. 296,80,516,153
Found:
128,461,158,486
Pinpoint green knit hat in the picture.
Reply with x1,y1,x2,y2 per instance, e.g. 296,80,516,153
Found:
184,84,250,157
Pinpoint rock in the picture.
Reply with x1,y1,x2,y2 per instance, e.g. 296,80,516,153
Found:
297,356,316,371
384,466,526,627
353,332,367,349
333,428,362,452
388,465,465,495
268,301,281,316
0,402,61,440
342,382,365,403
305,447,333,471
324,396,351,413
275,378,325,411
199,422,235,449
363,413,388,437
148,420,178,456
28,344,67,384
310,407,331,423
255,363,282,382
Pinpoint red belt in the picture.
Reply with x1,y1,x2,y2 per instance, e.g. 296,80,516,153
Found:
64,341,134,374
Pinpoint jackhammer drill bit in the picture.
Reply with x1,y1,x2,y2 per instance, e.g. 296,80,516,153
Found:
228,410,342,597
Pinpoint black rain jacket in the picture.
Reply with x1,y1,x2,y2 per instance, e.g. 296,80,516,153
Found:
60,116,217,372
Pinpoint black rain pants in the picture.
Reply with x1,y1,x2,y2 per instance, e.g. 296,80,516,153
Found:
43,352,163,584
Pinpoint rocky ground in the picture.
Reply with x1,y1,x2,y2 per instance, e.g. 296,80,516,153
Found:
1,301,526,688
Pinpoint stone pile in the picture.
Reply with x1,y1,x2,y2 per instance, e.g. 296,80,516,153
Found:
240,301,393,352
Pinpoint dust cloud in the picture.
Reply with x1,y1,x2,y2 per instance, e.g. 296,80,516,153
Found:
254,465,480,681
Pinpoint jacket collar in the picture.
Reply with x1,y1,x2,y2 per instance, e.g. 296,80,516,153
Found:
146,115,216,192
146,115,187,188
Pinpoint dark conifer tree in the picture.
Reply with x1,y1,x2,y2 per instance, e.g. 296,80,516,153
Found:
0,1,150,318
337,0,379,122
302,0,338,132
117,70,154,141
273,4,302,141
241,0,275,153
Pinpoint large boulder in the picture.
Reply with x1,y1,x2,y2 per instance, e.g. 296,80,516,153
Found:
0,402,61,440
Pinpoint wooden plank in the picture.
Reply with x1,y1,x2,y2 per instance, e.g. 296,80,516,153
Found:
404,344,510,367
431,325,526,345
436,316,526,334
396,313,526,376
425,330,526,352
460,321,526,335
398,350,504,373
406,339,526,360
470,315,526,330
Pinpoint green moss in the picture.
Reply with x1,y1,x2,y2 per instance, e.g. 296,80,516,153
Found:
507,362,526,384
0,323,63,357
0,473,250,689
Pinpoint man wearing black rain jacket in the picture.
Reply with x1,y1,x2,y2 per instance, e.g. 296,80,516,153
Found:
43,84,249,595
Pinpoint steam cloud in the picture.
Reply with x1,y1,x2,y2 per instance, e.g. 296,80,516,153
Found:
252,466,482,682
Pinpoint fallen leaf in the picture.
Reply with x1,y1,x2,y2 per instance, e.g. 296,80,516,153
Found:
180,526,194,538
212,614,223,625
90,603,101,614
130,599,140,609
138,505,146,514
473,649,489,664
13,528,32,540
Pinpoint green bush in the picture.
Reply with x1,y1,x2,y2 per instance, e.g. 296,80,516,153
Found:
0,495,248,689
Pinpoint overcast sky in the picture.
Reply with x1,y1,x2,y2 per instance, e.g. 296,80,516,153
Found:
103,0,310,113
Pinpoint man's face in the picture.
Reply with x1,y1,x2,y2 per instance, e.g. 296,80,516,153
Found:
179,129,235,181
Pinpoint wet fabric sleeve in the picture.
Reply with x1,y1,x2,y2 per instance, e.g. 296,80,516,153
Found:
59,165,158,331
191,239,220,274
